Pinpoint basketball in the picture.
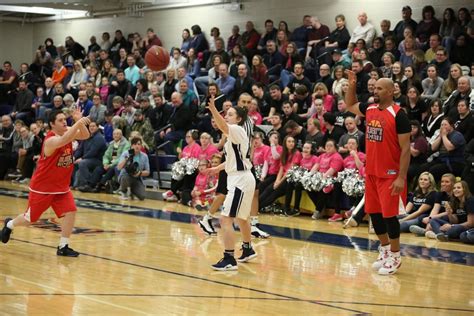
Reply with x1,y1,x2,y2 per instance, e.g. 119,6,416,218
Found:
145,45,170,71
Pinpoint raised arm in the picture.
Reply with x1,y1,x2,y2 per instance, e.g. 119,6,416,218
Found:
345,70,364,117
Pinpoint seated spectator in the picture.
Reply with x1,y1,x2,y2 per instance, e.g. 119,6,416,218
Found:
248,98,263,125
441,64,463,101
284,142,319,216
89,128,129,193
450,33,473,67
284,120,307,149
394,6,418,42
320,14,350,66
259,135,301,213
268,114,285,140
51,58,67,86
164,129,201,204
73,121,105,186
349,12,376,47
310,97,327,133
310,139,344,220
421,65,444,104
393,81,408,108
401,65,423,94
383,36,401,61
168,47,187,71
379,52,395,78
198,132,218,161
251,82,272,118
251,55,268,85
232,63,255,103
320,112,345,151
424,34,442,63
281,102,304,127
195,55,222,96
338,116,364,156
404,86,425,121
262,40,284,82
416,5,441,45
290,15,311,52
330,49,351,71
305,118,324,151
315,64,334,92
215,63,235,98
252,131,270,169
399,172,437,232
399,36,416,67
292,85,312,117
368,37,385,68
0,115,15,179
116,136,150,200
422,99,443,138
430,47,451,80
443,76,473,120
206,36,230,69
185,48,200,79
258,131,282,200
427,180,474,241
351,59,370,101
332,66,347,97
454,99,474,143
11,80,34,125
408,120,429,184
305,16,330,61
282,62,312,98
420,117,465,181
439,8,461,53
240,21,261,60
409,173,455,236
191,159,216,209
177,79,198,118
131,109,154,149
163,68,178,101
16,123,44,184
89,93,107,125
109,69,132,103
158,92,193,154
227,25,241,53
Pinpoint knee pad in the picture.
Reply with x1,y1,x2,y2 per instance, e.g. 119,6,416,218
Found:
369,213,387,235
385,216,400,240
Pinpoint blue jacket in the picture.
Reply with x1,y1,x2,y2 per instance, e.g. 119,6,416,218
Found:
74,131,107,160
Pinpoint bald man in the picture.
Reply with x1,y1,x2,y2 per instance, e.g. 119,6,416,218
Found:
345,71,411,275
349,12,376,47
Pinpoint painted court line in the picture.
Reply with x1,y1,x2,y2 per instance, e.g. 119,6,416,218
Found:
9,238,367,315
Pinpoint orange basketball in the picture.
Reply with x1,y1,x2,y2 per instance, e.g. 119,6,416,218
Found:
145,45,170,71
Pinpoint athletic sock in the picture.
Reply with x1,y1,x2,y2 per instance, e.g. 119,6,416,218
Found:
391,251,401,258
250,216,258,226
59,237,69,249
242,242,251,249
224,249,234,257
6,220,14,230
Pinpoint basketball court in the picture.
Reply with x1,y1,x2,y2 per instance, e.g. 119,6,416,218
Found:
0,182,472,315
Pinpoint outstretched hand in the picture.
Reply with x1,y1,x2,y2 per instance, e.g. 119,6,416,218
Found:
345,69,356,86
72,107,83,122
207,96,217,113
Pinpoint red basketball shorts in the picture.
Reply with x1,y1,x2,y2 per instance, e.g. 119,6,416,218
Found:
24,191,77,223
365,175,407,218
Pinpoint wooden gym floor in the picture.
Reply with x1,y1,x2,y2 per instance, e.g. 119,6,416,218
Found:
0,181,472,315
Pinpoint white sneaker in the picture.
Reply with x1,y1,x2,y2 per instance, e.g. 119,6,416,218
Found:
344,217,358,227
311,211,321,220
251,224,270,238
167,194,178,202
372,245,390,271
119,192,129,200
162,190,173,200
425,231,437,239
378,253,401,275
198,215,217,236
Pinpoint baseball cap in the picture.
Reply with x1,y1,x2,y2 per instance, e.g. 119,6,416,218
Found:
331,49,343,55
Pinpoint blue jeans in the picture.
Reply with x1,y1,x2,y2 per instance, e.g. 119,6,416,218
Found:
430,216,468,239
399,214,429,232
279,70,294,90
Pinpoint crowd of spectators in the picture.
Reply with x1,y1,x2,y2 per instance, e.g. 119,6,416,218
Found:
0,5,473,243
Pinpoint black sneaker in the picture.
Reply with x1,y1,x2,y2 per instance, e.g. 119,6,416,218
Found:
272,205,285,216
211,254,237,271
285,208,300,217
57,245,80,257
237,247,257,263
1,218,12,244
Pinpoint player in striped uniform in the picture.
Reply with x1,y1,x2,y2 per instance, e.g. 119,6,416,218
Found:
207,96,257,270
199,94,270,238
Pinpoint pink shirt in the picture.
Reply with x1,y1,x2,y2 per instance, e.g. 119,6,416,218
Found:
253,145,270,166
343,152,366,177
199,144,219,161
249,111,263,125
194,172,208,192
322,94,335,113
299,154,319,170
282,150,302,174
318,152,343,174
182,142,201,159
265,145,282,175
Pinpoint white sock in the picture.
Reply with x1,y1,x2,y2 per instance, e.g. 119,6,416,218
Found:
250,216,258,226
6,220,14,230
391,251,401,258
59,237,69,248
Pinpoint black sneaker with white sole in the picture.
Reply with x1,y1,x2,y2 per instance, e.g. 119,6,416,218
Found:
57,245,80,257
251,224,270,238
285,208,300,217
1,218,12,244
237,247,257,263
211,254,237,271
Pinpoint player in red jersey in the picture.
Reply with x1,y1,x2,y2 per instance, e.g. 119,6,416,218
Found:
1,109,90,257
345,66,411,275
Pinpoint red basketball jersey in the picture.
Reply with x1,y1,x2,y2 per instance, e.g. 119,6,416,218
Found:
29,131,74,194
365,104,402,178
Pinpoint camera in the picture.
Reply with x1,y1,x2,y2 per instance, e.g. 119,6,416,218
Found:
125,149,139,176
